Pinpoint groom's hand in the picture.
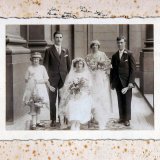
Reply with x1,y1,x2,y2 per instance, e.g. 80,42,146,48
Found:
49,86,55,92
121,87,129,94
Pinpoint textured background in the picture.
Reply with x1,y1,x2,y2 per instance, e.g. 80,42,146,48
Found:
0,140,160,159
0,0,160,18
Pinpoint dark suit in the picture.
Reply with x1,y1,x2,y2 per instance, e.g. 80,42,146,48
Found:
110,49,136,121
43,45,71,121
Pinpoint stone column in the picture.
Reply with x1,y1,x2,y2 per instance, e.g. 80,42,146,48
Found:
73,25,88,58
86,25,119,58
27,25,53,54
129,25,146,78
6,26,31,122
119,24,129,49
140,25,154,94
59,25,74,59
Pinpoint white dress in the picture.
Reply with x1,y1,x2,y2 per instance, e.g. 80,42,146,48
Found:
85,51,112,128
23,65,49,115
65,72,92,124
59,60,93,124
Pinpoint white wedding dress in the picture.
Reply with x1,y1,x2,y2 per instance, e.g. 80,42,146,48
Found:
59,59,93,124
85,51,113,129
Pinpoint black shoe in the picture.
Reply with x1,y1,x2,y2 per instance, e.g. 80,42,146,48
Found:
31,125,36,130
36,123,45,127
50,121,56,127
124,121,130,126
117,119,124,123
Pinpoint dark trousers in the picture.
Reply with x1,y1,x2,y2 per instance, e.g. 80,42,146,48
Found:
49,76,64,122
116,79,132,121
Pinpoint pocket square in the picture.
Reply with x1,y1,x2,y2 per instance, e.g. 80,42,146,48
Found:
64,54,68,57
124,59,128,62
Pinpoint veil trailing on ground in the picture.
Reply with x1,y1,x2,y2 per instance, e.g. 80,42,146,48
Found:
59,57,93,117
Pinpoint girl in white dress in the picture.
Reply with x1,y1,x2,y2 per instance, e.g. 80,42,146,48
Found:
59,58,93,130
85,40,113,129
23,52,55,130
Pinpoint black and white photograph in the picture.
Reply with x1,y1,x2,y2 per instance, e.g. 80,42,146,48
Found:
6,24,154,130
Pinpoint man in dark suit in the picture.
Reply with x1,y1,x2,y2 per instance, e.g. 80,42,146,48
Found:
110,36,136,126
43,31,71,127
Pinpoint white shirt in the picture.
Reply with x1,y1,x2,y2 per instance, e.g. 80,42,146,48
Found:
55,45,61,55
119,49,125,60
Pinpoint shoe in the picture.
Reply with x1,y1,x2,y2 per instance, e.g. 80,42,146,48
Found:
36,123,45,127
34,103,43,108
117,119,124,123
124,121,130,126
31,125,36,130
50,121,56,127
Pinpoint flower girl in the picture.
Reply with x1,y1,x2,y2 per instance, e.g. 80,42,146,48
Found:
59,58,93,130
23,52,55,130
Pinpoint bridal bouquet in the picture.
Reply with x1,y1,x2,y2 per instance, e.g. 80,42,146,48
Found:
86,56,111,71
97,59,111,70
85,58,97,71
68,77,87,96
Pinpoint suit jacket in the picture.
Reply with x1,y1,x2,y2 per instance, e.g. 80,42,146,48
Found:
43,45,71,84
110,49,136,88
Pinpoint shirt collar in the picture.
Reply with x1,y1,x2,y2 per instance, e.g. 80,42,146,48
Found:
55,44,61,49
119,49,125,54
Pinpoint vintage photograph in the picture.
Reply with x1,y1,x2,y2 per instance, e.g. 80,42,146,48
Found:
6,24,154,130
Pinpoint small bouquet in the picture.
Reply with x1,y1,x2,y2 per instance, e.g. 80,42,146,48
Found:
97,58,111,70
86,58,97,71
28,86,45,108
86,56,111,71
69,77,87,96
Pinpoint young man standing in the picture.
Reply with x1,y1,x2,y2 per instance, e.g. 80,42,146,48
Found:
110,36,136,126
43,31,71,127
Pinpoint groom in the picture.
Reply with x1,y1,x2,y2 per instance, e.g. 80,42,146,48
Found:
43,31,71,127
110,36,136,126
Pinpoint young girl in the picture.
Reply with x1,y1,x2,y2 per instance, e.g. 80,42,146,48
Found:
59,58,93,130
23,52,55,130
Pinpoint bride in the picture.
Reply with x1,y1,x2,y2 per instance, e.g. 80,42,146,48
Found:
85,40,112,129
59,58,93,130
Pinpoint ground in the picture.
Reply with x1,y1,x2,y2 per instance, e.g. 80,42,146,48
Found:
6,83,154,130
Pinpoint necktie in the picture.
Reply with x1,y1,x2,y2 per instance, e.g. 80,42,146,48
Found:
119,51,123,60
57,47,60,54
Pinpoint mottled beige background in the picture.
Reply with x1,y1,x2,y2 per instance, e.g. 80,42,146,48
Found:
0,140,159,159
0,0,160,18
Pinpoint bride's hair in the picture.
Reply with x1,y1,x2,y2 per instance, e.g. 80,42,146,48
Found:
73,58,85,68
